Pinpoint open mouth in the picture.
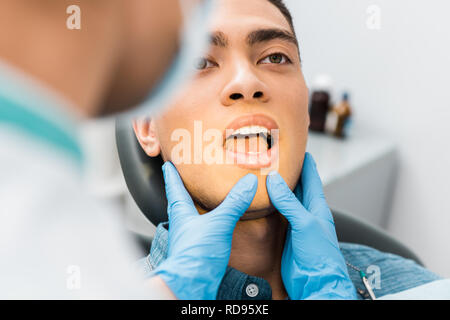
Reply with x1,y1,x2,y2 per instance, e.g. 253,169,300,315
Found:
223,114,279,169
224,125,273,154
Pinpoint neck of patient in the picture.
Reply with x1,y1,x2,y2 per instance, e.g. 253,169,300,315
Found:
230,212,288,300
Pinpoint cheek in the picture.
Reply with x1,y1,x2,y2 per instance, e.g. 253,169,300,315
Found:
154,103,199,160
287,80,309,122
278,84,309,189
286,81,309,141
155,93,224,162
175,164,241,211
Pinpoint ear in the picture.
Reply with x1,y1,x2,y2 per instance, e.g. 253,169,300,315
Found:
133,117,161,157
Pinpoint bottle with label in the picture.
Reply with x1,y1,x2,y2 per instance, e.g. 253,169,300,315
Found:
309,75,333,133
326,92,352,138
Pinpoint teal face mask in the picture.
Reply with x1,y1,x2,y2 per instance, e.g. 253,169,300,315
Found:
120,0,216,120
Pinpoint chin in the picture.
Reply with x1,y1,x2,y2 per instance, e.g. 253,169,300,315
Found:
192,172,280,220
177,159,302,219
238,177,276,220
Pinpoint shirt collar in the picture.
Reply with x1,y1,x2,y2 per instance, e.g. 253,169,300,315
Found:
0,60,83,165
148,222,274,300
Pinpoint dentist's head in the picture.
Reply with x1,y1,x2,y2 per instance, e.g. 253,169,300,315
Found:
0,0,188,117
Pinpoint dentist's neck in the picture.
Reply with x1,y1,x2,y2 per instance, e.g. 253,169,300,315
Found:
230,213,288,300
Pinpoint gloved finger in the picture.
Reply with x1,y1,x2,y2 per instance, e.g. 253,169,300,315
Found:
293,175,303,204
211,173,258,223
162,162,197,219
266,171,309,227
301,153,333,223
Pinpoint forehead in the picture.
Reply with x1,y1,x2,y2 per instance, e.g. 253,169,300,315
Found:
210,0,292,36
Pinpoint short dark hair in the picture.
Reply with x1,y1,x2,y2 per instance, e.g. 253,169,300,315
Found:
267,0,300,60
267,0,296,36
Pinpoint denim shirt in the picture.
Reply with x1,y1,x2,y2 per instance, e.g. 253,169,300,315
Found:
136,222,441,300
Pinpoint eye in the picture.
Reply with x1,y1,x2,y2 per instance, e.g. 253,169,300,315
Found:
259,53,291,65
194,57,216,70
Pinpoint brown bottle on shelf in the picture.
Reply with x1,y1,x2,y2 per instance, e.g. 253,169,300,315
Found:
309,90,330,132
328,92,352,138
309,75,332,133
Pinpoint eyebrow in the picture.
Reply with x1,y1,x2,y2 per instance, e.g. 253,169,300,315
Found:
247,28,298,48
209,28,299,49
210,31,228,47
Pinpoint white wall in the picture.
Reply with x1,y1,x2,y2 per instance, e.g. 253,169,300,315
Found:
285,0,450,277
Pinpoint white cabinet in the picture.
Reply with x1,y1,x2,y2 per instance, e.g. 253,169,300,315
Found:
307,131,397,228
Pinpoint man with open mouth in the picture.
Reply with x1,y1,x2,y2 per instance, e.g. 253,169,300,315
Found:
133,0,441,299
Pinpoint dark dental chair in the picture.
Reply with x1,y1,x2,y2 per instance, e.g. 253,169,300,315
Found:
115,120,424,266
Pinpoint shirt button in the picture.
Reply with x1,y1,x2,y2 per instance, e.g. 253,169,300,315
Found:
245,283,259,298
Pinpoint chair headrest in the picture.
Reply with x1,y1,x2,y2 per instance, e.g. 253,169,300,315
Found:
115,119,168,226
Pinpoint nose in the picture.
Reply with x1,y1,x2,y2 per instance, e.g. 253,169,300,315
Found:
220,62,270,107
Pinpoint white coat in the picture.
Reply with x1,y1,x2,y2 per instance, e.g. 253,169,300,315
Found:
0,62,153,299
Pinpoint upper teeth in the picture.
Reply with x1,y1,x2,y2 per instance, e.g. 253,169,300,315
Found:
230,125,269,136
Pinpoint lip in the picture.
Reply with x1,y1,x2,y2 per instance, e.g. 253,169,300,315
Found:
223,113,279,169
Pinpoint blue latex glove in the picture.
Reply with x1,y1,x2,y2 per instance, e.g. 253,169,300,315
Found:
153,162,258,300
266,153,357,300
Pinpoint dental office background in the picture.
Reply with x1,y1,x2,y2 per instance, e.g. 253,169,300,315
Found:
80,0,450,278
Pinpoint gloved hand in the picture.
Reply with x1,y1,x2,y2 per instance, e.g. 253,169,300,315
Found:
153,162,258,300
266,153,357,300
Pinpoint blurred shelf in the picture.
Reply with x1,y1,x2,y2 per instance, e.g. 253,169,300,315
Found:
307,130,397,228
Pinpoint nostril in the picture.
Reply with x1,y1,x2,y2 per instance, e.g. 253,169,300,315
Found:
230,93,243,100
253,91,263,98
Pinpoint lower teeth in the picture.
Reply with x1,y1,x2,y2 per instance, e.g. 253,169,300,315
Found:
225,135,270,153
